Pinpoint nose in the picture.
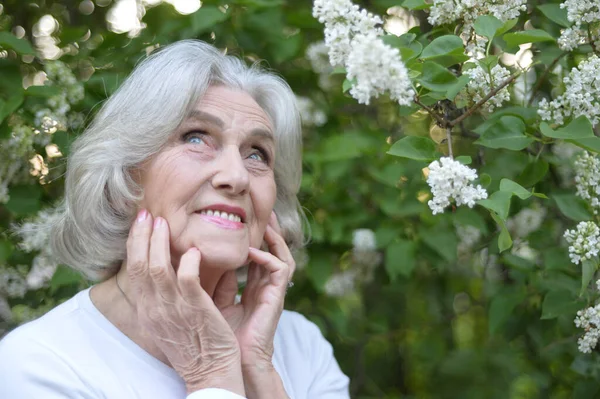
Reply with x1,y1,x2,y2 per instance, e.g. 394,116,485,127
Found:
210,145,250,196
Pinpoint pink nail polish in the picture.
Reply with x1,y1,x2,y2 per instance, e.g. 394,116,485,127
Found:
154,217,162,229
137,209,148,223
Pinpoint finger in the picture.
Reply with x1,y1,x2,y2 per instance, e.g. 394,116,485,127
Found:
213,271,238,310
264,225,296,279
126,209,155,299
177,247,205,306
247,247,289,290
148,217,178,303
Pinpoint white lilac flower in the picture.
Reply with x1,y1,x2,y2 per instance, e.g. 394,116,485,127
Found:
462,63,512,112
353,229,377,252
352,229,381,269
506,204,547,238
13,207,62,253
510,239,538,263
0,265,27,298
456,225,482,255
557,27,587,51
428,0,527,27
560,0,600,26
26,254,58,290
324,269,357,297
426,157,488,215
345,33,414,105
0,295,12,322
295,96,328,127
564,221,600,265
428,0,527,58
313,0,383,67
575,304,600,353
306,41,335,90
574,152,600,214
538,54,600,126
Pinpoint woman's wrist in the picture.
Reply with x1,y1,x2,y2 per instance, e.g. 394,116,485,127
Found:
184,358,246,397
241,362,289,399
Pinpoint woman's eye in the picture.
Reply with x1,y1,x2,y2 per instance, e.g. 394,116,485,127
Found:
248,148,269,163
183,132,206,144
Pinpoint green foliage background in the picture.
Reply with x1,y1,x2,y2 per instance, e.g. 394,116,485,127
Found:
1,0,600,397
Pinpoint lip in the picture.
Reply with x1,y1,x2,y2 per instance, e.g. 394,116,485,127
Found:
197,203,247,222
197,213,245,230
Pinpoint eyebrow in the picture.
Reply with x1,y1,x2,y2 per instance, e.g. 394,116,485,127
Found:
186,110,275,144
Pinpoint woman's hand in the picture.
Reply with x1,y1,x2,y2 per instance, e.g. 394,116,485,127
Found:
126,209,245,396
213,212,294,395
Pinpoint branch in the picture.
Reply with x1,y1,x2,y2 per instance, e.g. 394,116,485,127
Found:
413,97,448,127
528,51,568,106
449,72,521,127
446,126,453,158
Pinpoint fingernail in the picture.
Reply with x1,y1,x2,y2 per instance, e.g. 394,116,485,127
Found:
137,209,148,223
154,217,163,229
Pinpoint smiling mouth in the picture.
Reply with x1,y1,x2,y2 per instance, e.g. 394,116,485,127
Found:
197,209,243,223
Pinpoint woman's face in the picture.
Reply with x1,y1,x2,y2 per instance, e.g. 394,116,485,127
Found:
138,85,277,271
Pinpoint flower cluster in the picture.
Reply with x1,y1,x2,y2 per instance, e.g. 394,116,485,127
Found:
12,207,61,290
506,204,547,238
0,264,27,299
345,33,414,105
462,63,512,112
456,224,482,256
426,157,488,214
574,152,600,214
428,0,527,58
538,55,600,126
564,221,600,265
295,95,328,127
313,0,383,67
324,228,381,298
575,304,600,353
306,41,335,90
558,0,600,51
313,0,414,105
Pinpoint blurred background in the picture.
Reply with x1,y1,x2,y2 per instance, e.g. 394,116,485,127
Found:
0,0,597,397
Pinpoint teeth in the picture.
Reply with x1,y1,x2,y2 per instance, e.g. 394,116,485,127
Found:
199,209,242,223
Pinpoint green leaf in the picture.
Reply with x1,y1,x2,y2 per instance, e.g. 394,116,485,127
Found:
517,159,549,187
25,85,62,98
499,178,531,200
4,184,42,215
52,130,76,157
489,289,524,334
496,18,519,36
401,0,431,10
342,78,354,93
0,240,12,263
387,136,437,161
446,74,470,100
455,155,472,165
50,265,84,293
479,191,512,220
191,6,230,34
570,137,600,153
503,29,555,47
553,194,593,221
420,35,469,67
419,227,457,262
541,290,584,319
382,35,423,61
580,259,598,296
480,173,492,188
474,116,533,151
0,92,24,124
0,32,35,55
489,211,513,251
385,240,417,280
537,4,571,28
417,61,458,92
474,15,504,41
540,116,594,139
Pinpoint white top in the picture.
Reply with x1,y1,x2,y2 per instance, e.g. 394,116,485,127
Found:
0,288,350,399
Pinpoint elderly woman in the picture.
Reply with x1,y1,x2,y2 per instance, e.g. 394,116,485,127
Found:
0,40,349,399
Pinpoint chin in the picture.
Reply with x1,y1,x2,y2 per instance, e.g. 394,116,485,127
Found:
194,242,249,270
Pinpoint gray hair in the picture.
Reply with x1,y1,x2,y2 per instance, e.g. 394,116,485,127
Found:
50,40,304,281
